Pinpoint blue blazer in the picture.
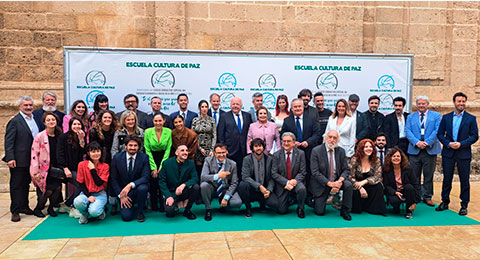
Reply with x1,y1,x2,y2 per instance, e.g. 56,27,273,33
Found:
170,110,198,129
217,111,252,159
437,111,478,159
405,110,442,155
110,151,151,196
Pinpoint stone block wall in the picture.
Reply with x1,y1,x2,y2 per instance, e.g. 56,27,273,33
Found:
0,1,480,190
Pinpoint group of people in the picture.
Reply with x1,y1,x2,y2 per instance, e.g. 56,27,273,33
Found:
3,88,477,224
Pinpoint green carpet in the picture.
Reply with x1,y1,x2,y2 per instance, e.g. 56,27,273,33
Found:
23,203,479,240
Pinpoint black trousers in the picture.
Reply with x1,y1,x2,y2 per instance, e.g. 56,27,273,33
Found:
387,183,416,213
64,171,80,207
276,182,307,214
151,150,166,211
165,184,200,217
237,181,279,210
313,180,353,215
352,183,387,215
441,156,471,208
120,183,149,221
9,167,31,214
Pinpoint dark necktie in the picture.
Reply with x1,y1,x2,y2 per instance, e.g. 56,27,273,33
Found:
329,150,335,181
420,113,425,141
379,150,384,165
182,112,186,121
216,162,224,196
296,117,303,142
213,111,217,124
128,156,134,179
236,113,242,133
286,151,292,180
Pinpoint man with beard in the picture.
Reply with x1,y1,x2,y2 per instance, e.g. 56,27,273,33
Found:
309,129,352,220
238,138,279,217
384,97,409,154
141,96,173,129
375,133,388,166
297,89,320,121
248,92,272,122
33,91,65,131
364,95,385,141
207,93,225,126
170,93,198,129
116,94,149,129
348,94,368,143
313,92,333,144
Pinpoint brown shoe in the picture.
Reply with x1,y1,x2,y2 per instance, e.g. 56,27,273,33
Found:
11,213,20,222
424,199,434,207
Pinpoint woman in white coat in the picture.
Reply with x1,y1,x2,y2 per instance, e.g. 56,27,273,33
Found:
323,99,356,158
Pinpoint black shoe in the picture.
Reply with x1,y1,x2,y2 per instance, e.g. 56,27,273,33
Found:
245,208,252,218
340,208,352,221
219,207,227,213
11,213,20,222
435,202,449,211
110,205,118,216
296,208,305,218
34,209,45,218
393,207,400,214
459,207,468,216
183,209,196,220
20,208,34,215
47,208,58,217
204,209,212,221
305,198,314,208
137,212,146,222
405,212,413,219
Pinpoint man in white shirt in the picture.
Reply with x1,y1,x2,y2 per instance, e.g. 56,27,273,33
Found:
384,97,409,154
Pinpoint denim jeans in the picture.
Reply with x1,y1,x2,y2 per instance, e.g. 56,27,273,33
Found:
73,191,107,218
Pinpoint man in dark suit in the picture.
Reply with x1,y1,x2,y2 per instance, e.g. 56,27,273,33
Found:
271,132,307,218
32,91,65,131
364,95,385,141
248,92,272,122
375,133,388,166
110,135,151,222
348,94,368,143
217,96,253,177
297,88,319,121
169,93,198,129
436,92,479,216
3,96,39,222
158,145,199,220
200,143,241,221
384,96,409,154
238,138,279,217
310,129,352,220
207,93,226,126
116,94,149,129
141,96,173,129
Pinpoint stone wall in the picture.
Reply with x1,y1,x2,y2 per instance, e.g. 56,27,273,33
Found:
1,1,480,190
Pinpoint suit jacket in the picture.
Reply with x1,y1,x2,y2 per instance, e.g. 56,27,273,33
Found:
309,144,350,197
405,110,442,155
207,108,226,125
33,109,65,132
110,151,151,196
116,109,149,129
241,153,275,192
271,147,306,195
159,157,198,199
364,110,385,141
437,111,479,159
201,156,238,198
355,111,368,141
170,110,198,129
141,112,173,130
384,112,409,148
248,108,273,122
217,111,253,159
3,113,37,167
280,113,320,156
382,167,418,196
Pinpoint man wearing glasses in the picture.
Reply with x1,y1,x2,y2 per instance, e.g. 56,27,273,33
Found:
116,94,149,129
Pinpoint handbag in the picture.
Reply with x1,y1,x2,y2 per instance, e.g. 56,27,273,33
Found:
49,167,66,180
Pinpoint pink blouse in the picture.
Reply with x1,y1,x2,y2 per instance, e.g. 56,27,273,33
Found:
246,121,281,154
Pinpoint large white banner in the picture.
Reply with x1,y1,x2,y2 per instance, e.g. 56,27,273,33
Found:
64,47,413,116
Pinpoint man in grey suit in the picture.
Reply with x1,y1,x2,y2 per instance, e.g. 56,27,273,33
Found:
271,132,307,218
310,129,352,220
200,143,242,221
248,92,272,122
238,138,279,217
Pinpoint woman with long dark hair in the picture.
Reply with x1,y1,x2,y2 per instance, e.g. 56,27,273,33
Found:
191,100,216,174
273,94,290,132
88,94,109,127
63,100,89,133
171,115,198,160
89,110,119,165
348,139,387,215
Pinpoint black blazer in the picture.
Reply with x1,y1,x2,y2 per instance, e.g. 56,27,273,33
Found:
241,153,275,192
309,144,350,197
110,151,151,196
116,109,149,129
217,111,252,159
170,110,198,129
33,109,65,132
437,111,479,160
382,167,418,196
280,113,320,155
384,112,409,148
207,108,226,118
355,111,368,141
56,132,86,171
141,112,173,130
2,113,38,167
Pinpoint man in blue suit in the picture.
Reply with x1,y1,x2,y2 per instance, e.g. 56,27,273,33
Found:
436,92,478,215
110,135,150,222
218,96,253,179
170,93,198,128
207,93,225,126
405,96,442,206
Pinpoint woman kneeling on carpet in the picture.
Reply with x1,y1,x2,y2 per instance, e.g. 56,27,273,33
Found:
382,147,418,219
73,141,110,224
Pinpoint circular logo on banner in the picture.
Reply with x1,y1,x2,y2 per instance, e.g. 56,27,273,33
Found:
377,75,395,89
85,70,106,86
218,73,237,88
258,74,276,88
220,92,235,108
262,92,276,108
316,72,338,89
151,70,175,88
379,94,394,109
86,90,104,106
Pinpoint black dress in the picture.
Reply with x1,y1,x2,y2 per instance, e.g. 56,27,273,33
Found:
46,136,62,191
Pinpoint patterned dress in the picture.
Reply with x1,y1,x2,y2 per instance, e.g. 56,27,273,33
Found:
191,115,217,163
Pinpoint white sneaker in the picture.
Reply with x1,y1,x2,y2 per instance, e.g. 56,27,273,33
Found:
98,210,106,220
79,214,88,224
58,203,70,213
69,208,82,219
